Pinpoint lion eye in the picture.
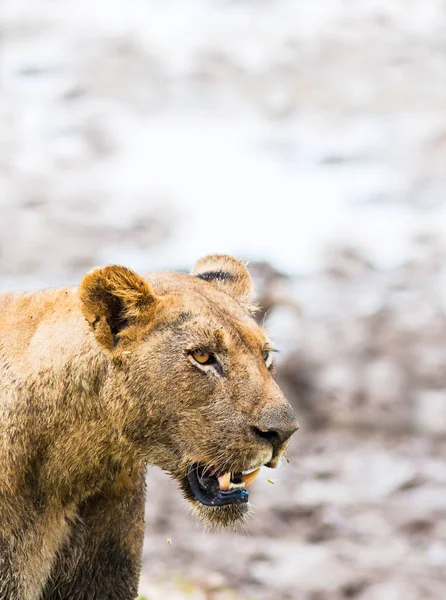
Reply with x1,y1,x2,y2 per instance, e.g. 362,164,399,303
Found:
263,350,274,369
192,350,213,365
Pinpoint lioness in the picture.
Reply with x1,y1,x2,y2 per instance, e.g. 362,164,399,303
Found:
0,254,298,600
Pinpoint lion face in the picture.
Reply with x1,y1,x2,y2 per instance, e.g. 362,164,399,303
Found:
79,255,298,528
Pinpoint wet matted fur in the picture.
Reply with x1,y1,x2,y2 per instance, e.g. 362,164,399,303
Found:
0,255,297,600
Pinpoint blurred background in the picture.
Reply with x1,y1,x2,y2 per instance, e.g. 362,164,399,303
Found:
2,0,446,598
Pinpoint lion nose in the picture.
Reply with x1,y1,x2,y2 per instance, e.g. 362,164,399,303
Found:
252,423,298,450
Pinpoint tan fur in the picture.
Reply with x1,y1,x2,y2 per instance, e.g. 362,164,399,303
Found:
0,255,297,600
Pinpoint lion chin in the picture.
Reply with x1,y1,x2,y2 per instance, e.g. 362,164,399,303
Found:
191,500,250,531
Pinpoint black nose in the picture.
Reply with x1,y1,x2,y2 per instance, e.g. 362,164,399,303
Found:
252,424,298,450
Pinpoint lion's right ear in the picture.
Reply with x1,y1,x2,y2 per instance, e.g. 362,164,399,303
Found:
192,254,254,305
79,265,156,351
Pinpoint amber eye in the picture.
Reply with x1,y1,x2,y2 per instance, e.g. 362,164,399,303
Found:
263,350,275,369
192,350,212,364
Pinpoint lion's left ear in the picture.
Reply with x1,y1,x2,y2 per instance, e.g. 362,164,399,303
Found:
79,265,156,350
192,254,254,305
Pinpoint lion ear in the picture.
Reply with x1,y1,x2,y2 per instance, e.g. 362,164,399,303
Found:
79,265,156,350
192,254,254,305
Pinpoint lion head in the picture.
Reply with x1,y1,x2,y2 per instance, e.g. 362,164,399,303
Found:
79,254,298,528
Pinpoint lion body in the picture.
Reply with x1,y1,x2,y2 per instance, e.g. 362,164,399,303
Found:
0,257,297,600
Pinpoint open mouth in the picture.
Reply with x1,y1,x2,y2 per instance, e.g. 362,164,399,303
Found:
185,463,261,507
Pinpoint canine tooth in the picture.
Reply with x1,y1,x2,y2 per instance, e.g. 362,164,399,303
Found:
242,467,258,475
241,468,261,487
218,472,231,490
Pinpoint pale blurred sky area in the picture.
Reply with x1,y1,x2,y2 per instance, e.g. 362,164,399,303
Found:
1,0,446,279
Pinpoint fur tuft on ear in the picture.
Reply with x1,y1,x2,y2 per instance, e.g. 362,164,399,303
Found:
79,265,155,350
192,254,254,305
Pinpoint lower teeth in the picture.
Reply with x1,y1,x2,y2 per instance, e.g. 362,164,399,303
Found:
217,468,261,490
